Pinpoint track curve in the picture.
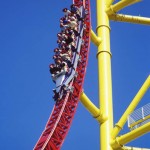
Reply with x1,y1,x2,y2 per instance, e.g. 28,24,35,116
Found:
34,0,91,149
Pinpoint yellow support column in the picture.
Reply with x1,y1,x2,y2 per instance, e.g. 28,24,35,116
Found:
97,0,114,150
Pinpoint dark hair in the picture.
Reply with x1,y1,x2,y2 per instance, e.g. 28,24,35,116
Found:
49,64,54,68
70,4,75,8
54,48,59,52
63,8,67,12
57,40,61,43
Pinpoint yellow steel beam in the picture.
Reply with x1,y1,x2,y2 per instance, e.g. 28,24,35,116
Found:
97,0,114,149
111,122,150,149
109,14,150,26
90,29,102,46
112,75,150,139
80,92,107,123
106,0,141,15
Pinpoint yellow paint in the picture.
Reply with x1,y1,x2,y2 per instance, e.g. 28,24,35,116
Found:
106,0,141,15
80,92,107,123
111,122,150,149
109,14,150,26
112,75,150,139
90,30,101,46
80,0,150,150
97,0,114,149
80,92,100,117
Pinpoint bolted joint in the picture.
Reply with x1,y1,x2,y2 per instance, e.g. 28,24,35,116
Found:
96,24,111,33
94,113,108,124
96,50,112,58
111,138,123,150
106,6,116,15
90,29,102,46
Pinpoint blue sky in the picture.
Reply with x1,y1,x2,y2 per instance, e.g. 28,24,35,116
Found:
0,0,150,150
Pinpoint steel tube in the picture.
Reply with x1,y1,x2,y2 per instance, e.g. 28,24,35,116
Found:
112,75,150,139
109,14,150,26
111,122,150,149
97,0,114,149
106,0,141,15
90,30,101,46
80,92,107,123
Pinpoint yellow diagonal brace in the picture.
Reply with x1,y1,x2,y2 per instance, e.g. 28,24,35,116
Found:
90,29,102,46
111,122,150,149
106,0,141,15
80,92,107,123
112,75,150,139
109,14,150,26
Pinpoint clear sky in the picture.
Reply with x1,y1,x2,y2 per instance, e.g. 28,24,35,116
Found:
0,0,150,150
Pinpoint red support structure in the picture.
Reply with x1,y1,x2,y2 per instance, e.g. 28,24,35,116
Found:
34,0,91,149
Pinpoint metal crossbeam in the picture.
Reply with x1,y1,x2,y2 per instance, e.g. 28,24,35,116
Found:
109,14,150,26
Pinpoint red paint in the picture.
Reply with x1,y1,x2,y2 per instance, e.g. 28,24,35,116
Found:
34,0,91,149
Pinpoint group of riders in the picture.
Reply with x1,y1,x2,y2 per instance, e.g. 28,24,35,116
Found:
49,4,84,100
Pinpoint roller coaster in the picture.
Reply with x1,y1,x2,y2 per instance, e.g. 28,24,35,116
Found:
34,0,150,150
34,0,91,149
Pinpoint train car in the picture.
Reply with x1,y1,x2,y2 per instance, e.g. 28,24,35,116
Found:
51,5,86,100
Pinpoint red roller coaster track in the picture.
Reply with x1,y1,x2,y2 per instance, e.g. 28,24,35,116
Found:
34,0,91,149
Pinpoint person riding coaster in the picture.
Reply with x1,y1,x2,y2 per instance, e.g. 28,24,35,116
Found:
62,8,71,17
52,61,70,101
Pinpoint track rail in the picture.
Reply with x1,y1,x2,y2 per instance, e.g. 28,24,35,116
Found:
34,0,91,149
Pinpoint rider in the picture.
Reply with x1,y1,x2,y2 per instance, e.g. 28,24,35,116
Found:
62,8,71,17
